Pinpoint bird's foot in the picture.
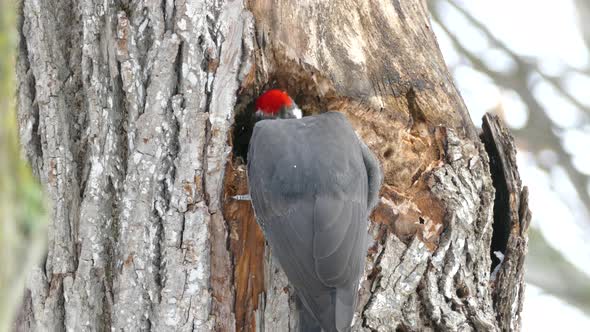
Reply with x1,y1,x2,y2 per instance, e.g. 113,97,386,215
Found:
232,194,251,201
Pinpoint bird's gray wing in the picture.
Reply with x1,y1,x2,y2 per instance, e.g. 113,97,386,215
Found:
313,195,368,332
313,195,366,287
253,195,366,331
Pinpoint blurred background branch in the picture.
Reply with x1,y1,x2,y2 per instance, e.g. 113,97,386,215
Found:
430,0,590,329
432,0,590,210
574,0,590,56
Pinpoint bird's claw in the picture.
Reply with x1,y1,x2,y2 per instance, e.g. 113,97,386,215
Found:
232,194,251,201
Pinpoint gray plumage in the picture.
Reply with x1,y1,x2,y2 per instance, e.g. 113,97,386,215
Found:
248,111,382,332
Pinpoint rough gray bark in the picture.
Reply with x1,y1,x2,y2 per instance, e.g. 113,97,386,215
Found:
15,0,528,331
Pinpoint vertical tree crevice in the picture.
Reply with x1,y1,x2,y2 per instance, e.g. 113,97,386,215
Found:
481,114,531,331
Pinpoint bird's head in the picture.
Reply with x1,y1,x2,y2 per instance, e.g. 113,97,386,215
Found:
254,89,302,120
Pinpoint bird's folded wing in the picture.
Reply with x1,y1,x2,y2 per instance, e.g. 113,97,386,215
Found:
313,196,366,287
255,195,366,329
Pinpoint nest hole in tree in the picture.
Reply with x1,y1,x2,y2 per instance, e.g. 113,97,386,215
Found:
230,64,337,164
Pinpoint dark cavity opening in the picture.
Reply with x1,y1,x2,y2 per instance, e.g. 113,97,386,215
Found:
231,65,334,163
231,91,258,163
480,119,512,272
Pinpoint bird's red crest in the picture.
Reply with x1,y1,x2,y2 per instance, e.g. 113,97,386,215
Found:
255,89,293,115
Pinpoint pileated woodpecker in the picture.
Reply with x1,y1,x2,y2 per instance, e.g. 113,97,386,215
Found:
246,89,382,332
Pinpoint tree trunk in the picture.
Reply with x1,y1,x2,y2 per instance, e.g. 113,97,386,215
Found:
15,0,529,331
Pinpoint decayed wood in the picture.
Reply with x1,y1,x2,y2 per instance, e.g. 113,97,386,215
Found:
15,0,528,331
223,162,266,332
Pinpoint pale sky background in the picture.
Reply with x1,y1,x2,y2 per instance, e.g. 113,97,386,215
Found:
433,0,590,330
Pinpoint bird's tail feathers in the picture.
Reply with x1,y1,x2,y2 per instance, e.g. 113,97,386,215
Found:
297,295,323,332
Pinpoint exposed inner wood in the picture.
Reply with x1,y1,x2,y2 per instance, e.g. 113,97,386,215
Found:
223,161,266,332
